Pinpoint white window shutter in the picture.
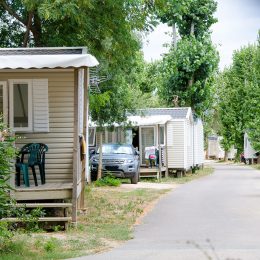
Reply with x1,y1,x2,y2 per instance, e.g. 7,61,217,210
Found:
32,79,49,132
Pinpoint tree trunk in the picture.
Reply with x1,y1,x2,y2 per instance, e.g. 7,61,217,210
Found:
172,23,177,48
97,132,103,180
188,76,194,87
224,150,228,162
190,21,195,36
31,13,43,46
23,11,33,47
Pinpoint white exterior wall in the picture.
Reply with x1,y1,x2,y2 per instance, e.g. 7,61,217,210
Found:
0,70,75,183
244,133,257,159
227,146,237,160
208,138,217,157
193,119,204,166
167,120,185,169
217,136,225,159
208,136,224,159
186,118,193,169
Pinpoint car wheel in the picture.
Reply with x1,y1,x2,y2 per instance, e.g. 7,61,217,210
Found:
91,171,97,181
130,172,138,184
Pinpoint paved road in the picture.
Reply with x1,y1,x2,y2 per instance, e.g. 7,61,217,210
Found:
74,163,260,260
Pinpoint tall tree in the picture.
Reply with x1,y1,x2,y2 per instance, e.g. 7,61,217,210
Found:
156,0,219,116
0,0,159,179
243,36,260,160
217,43,259,158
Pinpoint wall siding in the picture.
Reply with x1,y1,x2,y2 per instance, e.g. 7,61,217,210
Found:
167,121,185,168
244,133,257,159
186,118,193,169
0,70,74,184
193,120,204,166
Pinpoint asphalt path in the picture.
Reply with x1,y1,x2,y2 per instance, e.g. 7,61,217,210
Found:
73,163,260,260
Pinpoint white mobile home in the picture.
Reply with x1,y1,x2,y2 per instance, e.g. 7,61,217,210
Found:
244,132,257,163
92,108,204,176
227,146,237,160
0,47,98,224
208,136,225,159
208,136,237,160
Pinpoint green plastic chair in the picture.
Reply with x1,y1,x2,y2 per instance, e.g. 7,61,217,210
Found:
16,143,48,187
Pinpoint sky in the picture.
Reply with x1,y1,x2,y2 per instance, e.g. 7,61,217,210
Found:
142,0,260,70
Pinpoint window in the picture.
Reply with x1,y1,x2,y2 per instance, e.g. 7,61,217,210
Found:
115,127,123,143
8,79,49,133
0,81,7,122
159,126,165,145
107,130,113,143
9,79,33,132
89,127,96,146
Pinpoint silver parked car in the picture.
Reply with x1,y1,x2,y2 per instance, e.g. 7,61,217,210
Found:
90,143,140,184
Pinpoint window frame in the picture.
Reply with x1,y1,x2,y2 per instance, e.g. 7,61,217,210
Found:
159,125,165,145
0,81,8,124
88,127,96,146
9,79,33,132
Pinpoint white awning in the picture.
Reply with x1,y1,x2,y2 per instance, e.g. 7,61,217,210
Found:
128,115,172,126
0,54,99,69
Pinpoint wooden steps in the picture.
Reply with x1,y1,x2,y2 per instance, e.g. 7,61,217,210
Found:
14,203,72,208
1,202,73,227
1,217,71,222
140,166,167,180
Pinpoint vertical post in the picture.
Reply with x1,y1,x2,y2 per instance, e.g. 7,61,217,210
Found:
72,69,79,224
165,123,169,178
158,124,162,180
172,23,177,48
79,67,89,210
84,67,90,185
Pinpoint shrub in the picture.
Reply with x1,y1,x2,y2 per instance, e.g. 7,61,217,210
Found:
43,237,59,252
95,175,121,187
0,117,16,218
0,221,13,252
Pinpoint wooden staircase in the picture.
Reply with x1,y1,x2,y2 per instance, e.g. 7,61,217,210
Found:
1,202,72,228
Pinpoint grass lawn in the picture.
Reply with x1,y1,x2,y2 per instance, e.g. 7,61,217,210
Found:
0,166,213,260
140,166,214,184
0,186,169,260
251,164,260,170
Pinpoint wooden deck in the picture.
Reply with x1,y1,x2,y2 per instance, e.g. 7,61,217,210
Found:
140,166,166,179
12,183,73,201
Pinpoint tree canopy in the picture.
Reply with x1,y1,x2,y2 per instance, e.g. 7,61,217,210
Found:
217,38,260,155
156,0,219,116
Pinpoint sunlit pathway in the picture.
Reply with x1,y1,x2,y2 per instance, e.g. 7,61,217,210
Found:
73,163,260,260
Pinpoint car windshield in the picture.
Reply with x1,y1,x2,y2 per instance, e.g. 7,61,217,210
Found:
97,144,133,155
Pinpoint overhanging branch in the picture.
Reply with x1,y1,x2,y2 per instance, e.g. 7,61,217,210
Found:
0,0,27,26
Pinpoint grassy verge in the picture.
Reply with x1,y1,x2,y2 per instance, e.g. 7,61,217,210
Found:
251,164,260,170
172,167,214,184
1,167,213,259
140,166,214,184
0,187,169,260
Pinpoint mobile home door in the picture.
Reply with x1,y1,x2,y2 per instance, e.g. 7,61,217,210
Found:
140,126,156,165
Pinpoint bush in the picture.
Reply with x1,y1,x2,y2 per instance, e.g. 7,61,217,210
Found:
0,221,13,252
94,175,121,187
0,117,16,218
43,238,60,252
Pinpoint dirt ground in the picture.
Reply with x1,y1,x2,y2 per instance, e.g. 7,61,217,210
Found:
120,182,178,190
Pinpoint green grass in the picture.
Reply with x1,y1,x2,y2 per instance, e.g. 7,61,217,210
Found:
94,175,121,187
0,167,213,259
0,186,168,259
172,167,214,184
140,166,214,184
251,164,260,170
